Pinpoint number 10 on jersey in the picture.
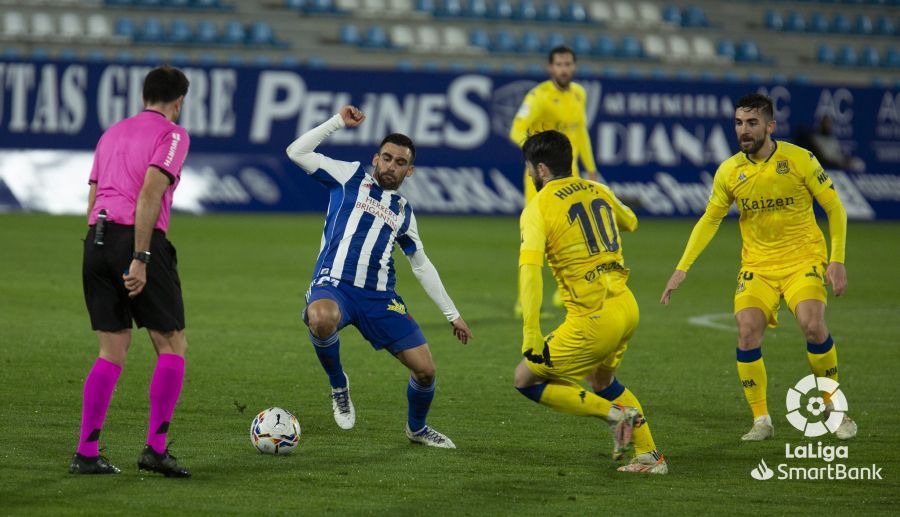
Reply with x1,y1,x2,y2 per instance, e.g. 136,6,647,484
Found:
567,199,620,254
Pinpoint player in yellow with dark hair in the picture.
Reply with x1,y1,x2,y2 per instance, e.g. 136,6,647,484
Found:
510,45,599,315
661,93,857,442
513,130,667,474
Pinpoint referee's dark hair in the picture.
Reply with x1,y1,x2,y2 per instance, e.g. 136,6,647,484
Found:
736,93,774,122
548,45,576,63
523,130,573,178
143,66,190,104
380,133,416,164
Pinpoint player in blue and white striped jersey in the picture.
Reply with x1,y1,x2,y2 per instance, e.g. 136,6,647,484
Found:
287,105,473,449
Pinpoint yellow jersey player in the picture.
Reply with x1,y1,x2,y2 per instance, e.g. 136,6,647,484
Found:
510,45,599,314
514,130,667,474
661,93,856,442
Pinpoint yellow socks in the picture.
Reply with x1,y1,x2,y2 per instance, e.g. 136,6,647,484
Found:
807,335,838,404
736,348,768,419
596,378,657,455
539,379,615,417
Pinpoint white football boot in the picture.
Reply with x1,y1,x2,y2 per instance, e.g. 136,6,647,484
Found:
617,451,669,474
741,415,774,441
405,425,456,449
331,373,356,430
826,404,858,440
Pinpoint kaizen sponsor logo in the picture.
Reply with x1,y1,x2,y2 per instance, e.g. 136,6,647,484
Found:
163,132,181,168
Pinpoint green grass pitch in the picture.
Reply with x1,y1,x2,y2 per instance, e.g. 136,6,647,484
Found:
1,214,898,515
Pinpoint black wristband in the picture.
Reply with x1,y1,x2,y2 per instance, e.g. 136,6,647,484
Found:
133,251,151,264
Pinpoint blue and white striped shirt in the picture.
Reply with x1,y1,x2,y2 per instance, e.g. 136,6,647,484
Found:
310,163,422,291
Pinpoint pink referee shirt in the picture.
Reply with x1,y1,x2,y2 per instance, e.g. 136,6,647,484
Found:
88,110,190,233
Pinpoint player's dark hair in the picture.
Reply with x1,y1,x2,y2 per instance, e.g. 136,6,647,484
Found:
735,93,774,122
143,66,189,104
380,133,416,163
548,45,576,64
523,130,572,178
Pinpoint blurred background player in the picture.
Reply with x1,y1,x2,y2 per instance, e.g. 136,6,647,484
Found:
72,66,192,477
510,45,600,316
513,130,666,474
286,105,473,449
661,93,857,442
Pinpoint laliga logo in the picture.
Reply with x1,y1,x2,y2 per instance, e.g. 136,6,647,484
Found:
785,374,848,437
750,459,774,480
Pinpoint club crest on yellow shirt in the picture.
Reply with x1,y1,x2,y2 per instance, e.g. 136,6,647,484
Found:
776,160,790,175
387,298,407,315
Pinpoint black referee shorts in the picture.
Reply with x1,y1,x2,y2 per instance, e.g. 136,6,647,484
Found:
82,222,185,332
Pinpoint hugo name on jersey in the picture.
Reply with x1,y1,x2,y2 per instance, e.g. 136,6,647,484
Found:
310,160,421,292
710,141,836,269
519,177,637,316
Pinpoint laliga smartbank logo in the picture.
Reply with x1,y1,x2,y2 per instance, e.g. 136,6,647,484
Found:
750,375,882,481
785,374,847,437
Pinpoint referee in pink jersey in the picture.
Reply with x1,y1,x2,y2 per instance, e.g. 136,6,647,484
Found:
70,66,192,477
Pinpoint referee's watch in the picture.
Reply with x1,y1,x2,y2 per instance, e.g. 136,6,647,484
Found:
133,251,151,264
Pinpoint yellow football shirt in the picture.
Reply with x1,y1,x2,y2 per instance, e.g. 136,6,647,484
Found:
509,80,597,176
519,177,637,316
702,141,839,270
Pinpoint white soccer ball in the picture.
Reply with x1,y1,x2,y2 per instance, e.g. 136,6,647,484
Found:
250,407,301,455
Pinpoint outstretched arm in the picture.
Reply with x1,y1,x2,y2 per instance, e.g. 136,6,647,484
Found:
406,250,472,344
660,204,728,305
285,105,364,182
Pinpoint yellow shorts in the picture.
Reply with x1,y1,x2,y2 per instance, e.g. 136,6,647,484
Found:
733,261,828,327
527,289,639,381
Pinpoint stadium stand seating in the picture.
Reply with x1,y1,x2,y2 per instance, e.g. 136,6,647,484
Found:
0,0,895,84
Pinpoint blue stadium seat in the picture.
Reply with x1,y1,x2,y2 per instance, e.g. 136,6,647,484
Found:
764,9,783,30
835,45,857,66
253,55,270,67
199,53,218,65
30,48,50,60
716,39,735,60
339,24,360,45
491,30,517,53
469,28,490,49
772,73,788,84
885,48,900,68
285,0,303,11
785,11,806,32
139,17,165,43
860,46,880,67
195,20,218,44
248,21,276,46
500,62,518,74
281,56,300,67
167,0,191,8
414,0,434,12
115,18,138,39
526,63,544,75
116,50,135,62
618,35,642,59
594,35,615,58
544,32,566,52
514,0,538,21
361,25,389,48
682,6,708,28
58,48,78,61
170,19,193,43
876,16,895,36
808,12,829,33
307,56,327,68
541,0,563,22
395,59,414,71
817,42,835,64
227,54,244,66
193,0,222,9
831,13,851,34
88,49,106,61
855,15,873,35
222,20,245,45
564,1,588,23
571,33,591,55
735,40,760,62
464,0,488,18
137,0,164,8
305,0,335,12
662,5,681,25
435,0,462,17
170,52,190,65
488,0,513,19
519,30,542,53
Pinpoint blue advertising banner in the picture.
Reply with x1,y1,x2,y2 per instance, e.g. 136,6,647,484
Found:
1,60,898,218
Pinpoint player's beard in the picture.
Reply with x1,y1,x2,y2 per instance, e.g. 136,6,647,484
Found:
374,167,402,190
739,134,766,155
552,76,571,89
531,175,545,192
